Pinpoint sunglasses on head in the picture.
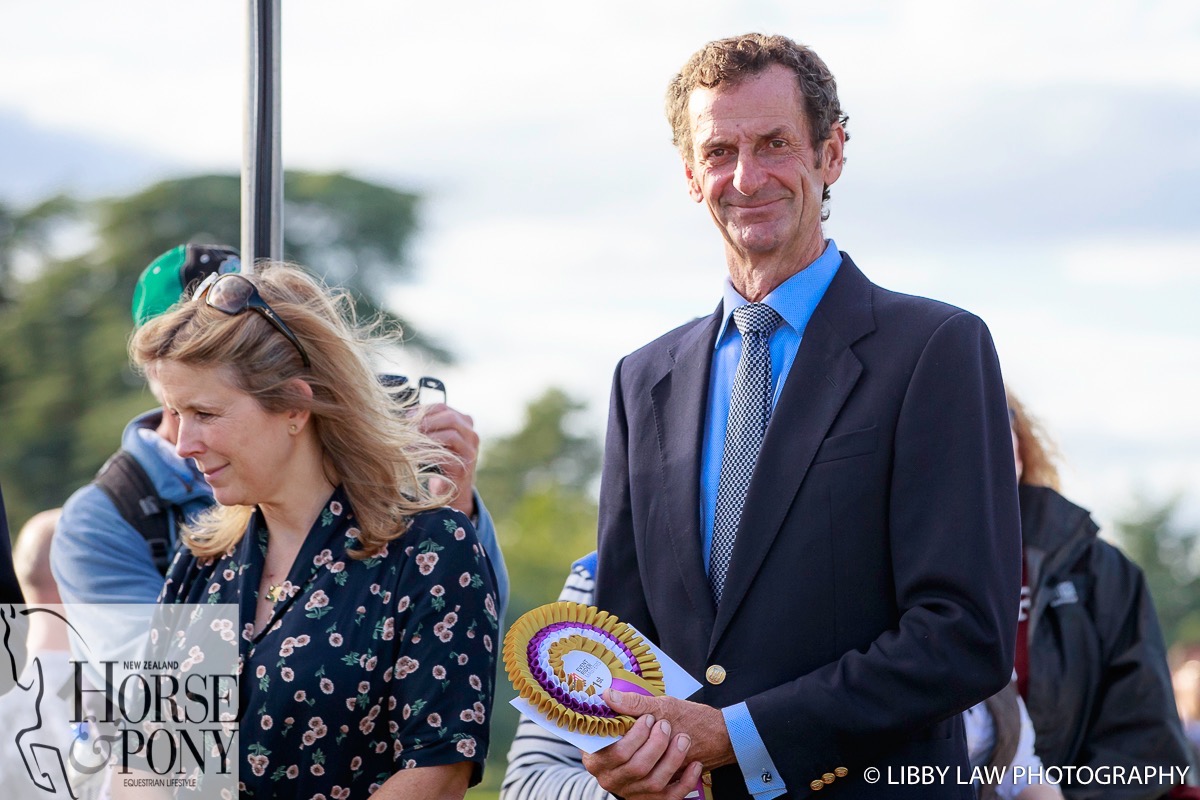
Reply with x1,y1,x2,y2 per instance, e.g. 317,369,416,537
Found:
192,272,312,368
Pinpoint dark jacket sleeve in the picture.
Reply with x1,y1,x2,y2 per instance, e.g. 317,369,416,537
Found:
1063,541,1196,800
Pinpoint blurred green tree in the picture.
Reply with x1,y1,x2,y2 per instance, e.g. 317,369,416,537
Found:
0,171,446,528
1114,495,1200,648
474,388,602,789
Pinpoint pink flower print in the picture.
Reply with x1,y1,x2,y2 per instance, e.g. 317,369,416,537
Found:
358,681,370,694
388,696,397,710
345,526,360,540
255,665,266,678
294,690,306,702
320,677,334,694
484,594,496,617
329,632,343,647
247,754,268,776
310,764,325,776
359,717,375,734
415,552,438,575
243,623,255,641
405,546,414,556
388,720,399,733
382,591,391,603
459,572,471,587
460,709,474,722
331,787,349,800
458,653,469,665
223,569,236,581
444,611,458,627
329,561,345,574
350,756,362,770
284,717,294,725
483,634,493,653
260,715,273,730
188,645,205,664
280,667,295,682
456,737,477,757
329,500,343,516
404,759,416,769
469,674,482,691
356,605,366,615
180,658,194,672
370,583,380,595
395,657,419,678
432,665,446,680
427,712,442,728
314,549,333,566
367,704,381,720
472,701,486,724
454,526,467,541
365,656,378,671
302,730,317,746
375,741,388,754
295,634,310,646
397,596,411,612
285,765,298,779
346,697,357,711
381,618,394,641
304,590,329,611
383,666,394,682
437,628,453,643
220,629,235,642
431,584,445,597
208,582,220,595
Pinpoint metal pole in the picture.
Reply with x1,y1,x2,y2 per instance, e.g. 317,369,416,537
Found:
241,0,282,272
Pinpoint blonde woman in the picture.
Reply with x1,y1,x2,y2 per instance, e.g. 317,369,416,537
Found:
130,264,499,799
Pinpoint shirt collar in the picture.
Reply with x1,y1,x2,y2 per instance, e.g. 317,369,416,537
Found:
716,239,843,346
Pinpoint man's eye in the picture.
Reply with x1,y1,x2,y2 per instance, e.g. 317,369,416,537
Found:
768,139,787,149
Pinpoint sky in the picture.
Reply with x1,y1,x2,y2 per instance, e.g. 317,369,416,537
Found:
2,0,1198,532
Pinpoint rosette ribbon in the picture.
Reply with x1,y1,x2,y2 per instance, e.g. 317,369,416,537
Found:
504,601,712,799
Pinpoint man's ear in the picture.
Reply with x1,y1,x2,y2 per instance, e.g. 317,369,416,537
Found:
820,123,846,187
685,159,705,203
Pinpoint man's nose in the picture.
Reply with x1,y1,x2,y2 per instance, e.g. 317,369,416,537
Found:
733,152,768,196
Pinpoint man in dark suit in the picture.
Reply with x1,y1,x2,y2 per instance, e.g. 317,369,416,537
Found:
586,34,1021,799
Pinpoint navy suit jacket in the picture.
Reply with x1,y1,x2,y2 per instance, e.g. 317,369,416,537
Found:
595,255,1021,798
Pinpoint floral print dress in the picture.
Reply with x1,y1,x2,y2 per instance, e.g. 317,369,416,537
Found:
158,486,499,797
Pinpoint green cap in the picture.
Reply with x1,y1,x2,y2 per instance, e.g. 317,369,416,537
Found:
131,244,241,327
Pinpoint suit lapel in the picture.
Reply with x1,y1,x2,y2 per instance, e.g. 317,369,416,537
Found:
650,308,722,630
709,256,876,653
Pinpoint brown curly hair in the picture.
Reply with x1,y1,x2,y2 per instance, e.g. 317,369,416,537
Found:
1006,387,1062,490
665,33,850,216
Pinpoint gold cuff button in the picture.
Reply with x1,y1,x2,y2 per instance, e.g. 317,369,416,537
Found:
705,664,726,685
834,767,849,778
810,779,825,791
702,772,713,786
823,772,836,784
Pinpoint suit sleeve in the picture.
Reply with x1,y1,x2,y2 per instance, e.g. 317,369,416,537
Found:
746,311,1022,778
0,484,22,604
595,357,659,646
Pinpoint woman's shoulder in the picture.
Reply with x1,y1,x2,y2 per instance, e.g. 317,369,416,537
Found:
403,506,478,547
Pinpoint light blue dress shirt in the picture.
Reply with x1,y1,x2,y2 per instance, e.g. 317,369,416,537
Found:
702,239,842,799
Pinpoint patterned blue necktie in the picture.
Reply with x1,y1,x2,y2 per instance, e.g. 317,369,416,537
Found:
709,303,782,605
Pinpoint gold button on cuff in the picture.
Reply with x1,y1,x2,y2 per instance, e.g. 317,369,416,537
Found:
834,767,849,778
823,772,836,784
705,664,727,685
702,772,713,786
810,779,825,791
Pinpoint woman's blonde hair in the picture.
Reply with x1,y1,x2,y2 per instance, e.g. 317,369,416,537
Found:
131,262,453,559
1006,386,1062,491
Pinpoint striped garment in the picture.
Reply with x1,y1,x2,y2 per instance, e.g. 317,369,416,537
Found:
500,559,616,800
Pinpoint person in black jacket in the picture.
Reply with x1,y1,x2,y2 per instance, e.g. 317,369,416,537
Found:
1009,388,1197,799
